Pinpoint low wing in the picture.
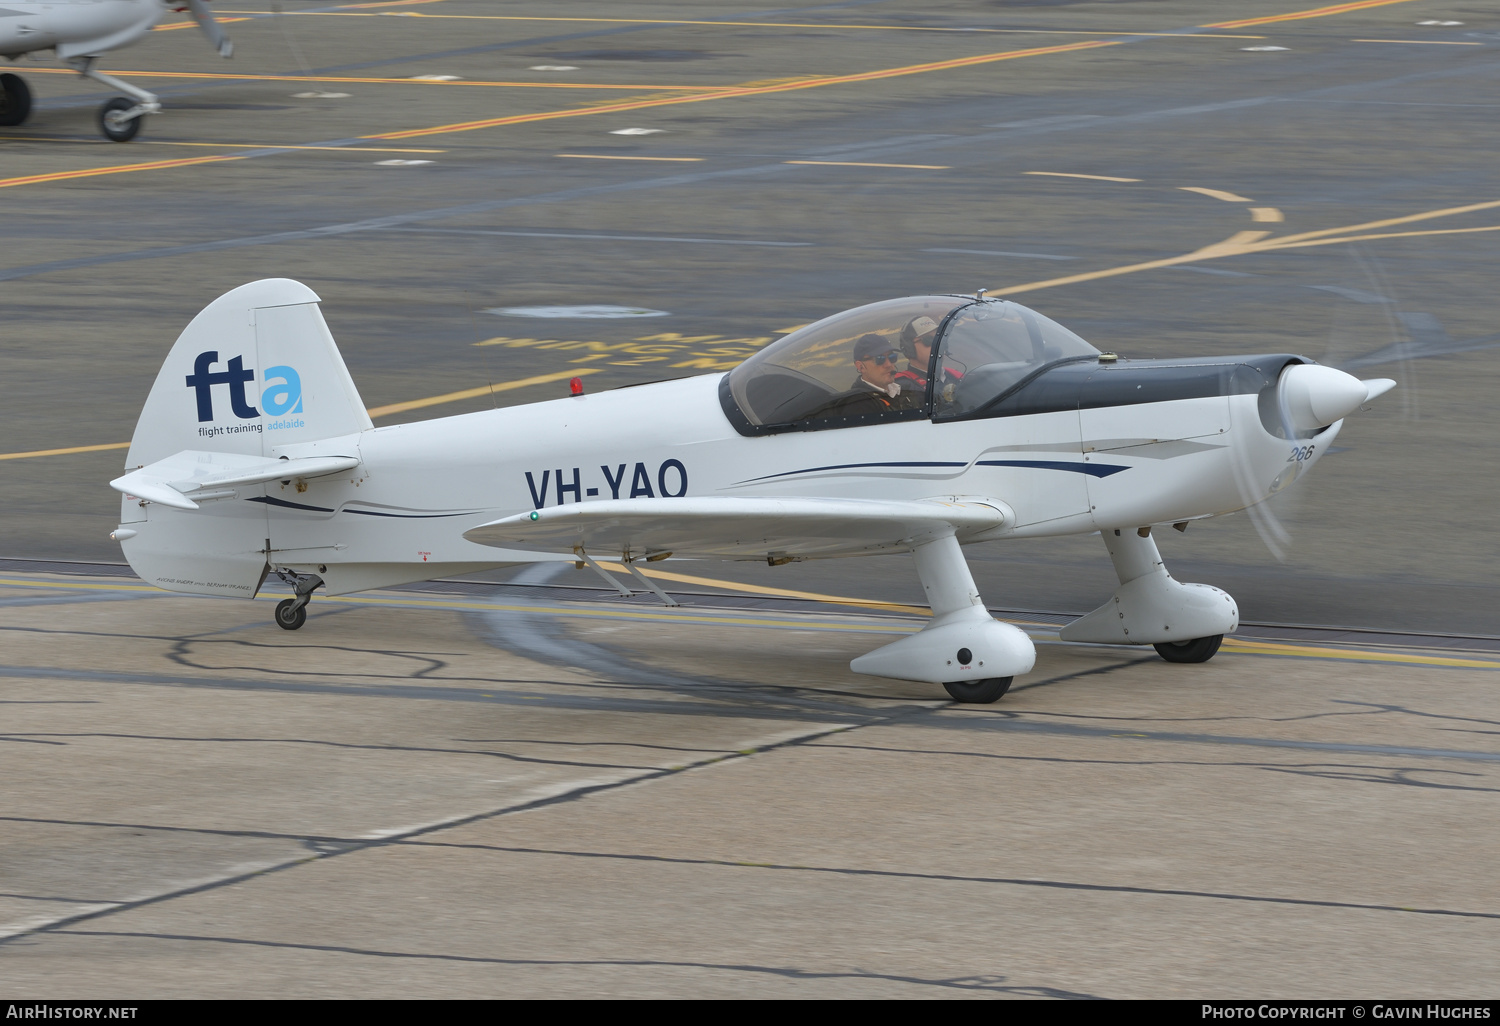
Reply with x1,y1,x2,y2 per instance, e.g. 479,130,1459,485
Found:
462,496,1012,560
112,450,360,510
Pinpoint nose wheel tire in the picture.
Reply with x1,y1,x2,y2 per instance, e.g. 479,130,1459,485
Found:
99,97,142,142
0,73,31,127
1153,634,1223,663
942,677,1013,704
275,599,307,631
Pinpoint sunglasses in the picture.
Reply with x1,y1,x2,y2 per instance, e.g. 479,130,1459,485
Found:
865,352,902,366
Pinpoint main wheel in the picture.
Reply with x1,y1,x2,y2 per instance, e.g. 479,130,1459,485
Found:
943,677,1012,704
275,598,307,631
0,73,32,127
1153,634,1223,663
99,97,141,142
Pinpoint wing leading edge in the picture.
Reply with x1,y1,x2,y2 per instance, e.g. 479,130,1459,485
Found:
462,496,1013,560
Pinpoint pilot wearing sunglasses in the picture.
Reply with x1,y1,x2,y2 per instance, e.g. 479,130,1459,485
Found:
851,333,912,408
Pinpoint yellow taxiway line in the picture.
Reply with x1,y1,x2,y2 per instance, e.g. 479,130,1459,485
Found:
360,368,603,419
216,10,1267,39
0,136,444,154
368,39,1121,140
0,153,243,190
0,441,130,462
1,574,1496,671
1205,0,1426,29
0,370,602,462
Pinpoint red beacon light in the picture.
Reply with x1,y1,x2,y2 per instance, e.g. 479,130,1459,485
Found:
569,377,584,397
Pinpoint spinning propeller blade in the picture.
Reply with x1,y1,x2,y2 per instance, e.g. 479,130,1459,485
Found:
1235,360,1393,560
185,0,233,58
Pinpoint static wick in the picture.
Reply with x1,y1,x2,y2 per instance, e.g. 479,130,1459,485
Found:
569,376,585,396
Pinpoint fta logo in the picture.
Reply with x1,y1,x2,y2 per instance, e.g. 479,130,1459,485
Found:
185,351,302,422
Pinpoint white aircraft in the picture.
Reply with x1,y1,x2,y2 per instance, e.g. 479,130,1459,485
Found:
109,279,1395,703
0,0,232,141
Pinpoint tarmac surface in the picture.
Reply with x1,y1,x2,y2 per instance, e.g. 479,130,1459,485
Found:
2,0,1499,998
2,562,1499,998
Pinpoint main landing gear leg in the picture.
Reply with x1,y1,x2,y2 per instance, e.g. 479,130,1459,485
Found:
848,531,1036,704
65,57,160,141
1057,528,1239,660
272,569,324,631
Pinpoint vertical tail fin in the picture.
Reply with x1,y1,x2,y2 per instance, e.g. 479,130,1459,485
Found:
117,279,371,597
126,278,371,467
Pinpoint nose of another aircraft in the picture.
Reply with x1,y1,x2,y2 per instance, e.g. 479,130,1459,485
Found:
1279,363,1387,433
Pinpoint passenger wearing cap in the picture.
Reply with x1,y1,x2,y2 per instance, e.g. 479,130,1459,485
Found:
895,314,961,399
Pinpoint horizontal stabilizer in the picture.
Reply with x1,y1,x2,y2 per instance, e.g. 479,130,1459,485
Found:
112,450,360,510
463,496,1011,560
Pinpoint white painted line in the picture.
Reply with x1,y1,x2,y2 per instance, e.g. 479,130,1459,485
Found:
1416,20,1464,26
375,159,434,166
293,91,350,99
487,305,670,319
530,65,579,71
1241,45,1289,51
610,127,665,135
410,74,462,81
923,247,1075,261
388,226,810,248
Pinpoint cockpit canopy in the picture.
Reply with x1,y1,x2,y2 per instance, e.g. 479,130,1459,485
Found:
723,295,1099,432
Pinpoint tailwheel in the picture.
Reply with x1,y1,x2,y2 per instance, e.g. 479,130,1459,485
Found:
1153,634,1223,663
99,97,142,142
942,677,1012,704
275,598,307,631
0,73,31,127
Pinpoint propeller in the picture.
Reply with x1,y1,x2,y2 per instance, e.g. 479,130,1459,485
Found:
182,0,233,58
1233,360,1394,560
1232,248,1405,561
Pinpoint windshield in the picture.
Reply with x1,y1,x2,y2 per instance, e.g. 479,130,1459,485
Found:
933,300,1099,419
726,296,968,428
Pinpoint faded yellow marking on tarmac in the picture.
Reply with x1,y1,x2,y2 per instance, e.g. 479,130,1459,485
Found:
368,39,1121,140
1026,171,1141,182
364,369,602,419
20,67,713,91
1205,0,1426,29
1181,186,1253,203
556,154,704,162
786,160,950,170
1251,207,1285,222
0,154,242,190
